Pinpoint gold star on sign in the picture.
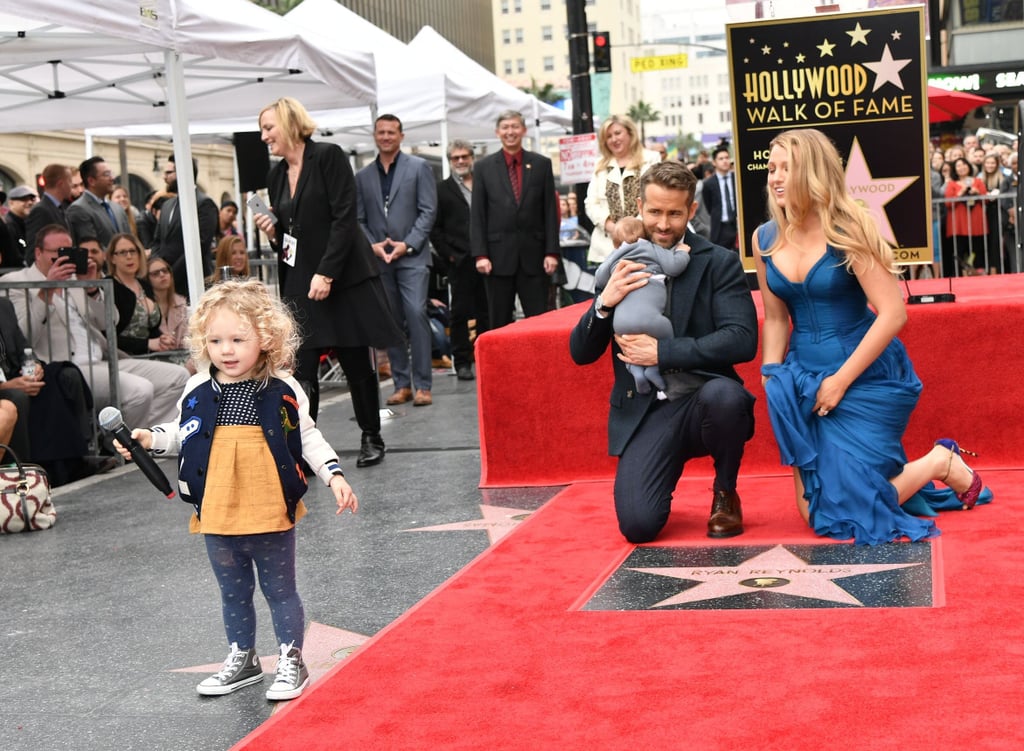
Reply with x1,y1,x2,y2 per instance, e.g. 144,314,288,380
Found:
796,53,806,63
817,38,836,57
847,22,871,46
891,30,902,40
761,44,771,55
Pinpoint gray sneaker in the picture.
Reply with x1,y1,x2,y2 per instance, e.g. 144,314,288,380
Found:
265,642,310,701
196,643,264,696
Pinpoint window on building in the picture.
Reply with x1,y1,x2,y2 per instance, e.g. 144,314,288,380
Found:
543,56,554,72
540,0,551,9
542,26,553,42
501,0,509,14
515,28,524,44
517,59,526,74
514,0,522,12
504,60,513,75
502,30,511,45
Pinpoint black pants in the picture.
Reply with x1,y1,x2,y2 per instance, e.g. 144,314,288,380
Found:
449,257,489,367
613,378,755,543
295,346,380,436
485,269,549,330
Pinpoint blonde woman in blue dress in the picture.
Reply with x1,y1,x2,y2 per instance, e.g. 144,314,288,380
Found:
753,128,991,545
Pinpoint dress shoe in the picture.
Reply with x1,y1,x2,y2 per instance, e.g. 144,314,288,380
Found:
356,433,385,468
413,389,433,406
456,364,475,381
385,387,413,405
377,362,392,379
707,488,744,538
432,355,453,369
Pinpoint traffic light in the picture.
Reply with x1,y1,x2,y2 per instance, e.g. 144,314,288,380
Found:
592,31,611,73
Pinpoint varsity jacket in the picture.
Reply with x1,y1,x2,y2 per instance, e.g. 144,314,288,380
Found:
148,368,342,522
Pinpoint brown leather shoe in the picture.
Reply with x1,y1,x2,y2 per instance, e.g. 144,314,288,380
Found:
707,488,744,538
386,387,413,405
413,389,433,406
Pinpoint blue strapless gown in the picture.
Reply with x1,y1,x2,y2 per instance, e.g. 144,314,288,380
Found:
758,224,990,545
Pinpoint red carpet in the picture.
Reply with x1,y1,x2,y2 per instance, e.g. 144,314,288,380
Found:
236,470,1023,750
477,274,1024,486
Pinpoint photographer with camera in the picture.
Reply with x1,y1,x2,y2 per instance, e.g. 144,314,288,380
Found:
5,224,188,428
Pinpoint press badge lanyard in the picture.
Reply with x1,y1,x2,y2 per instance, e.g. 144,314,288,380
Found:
281,164,306,268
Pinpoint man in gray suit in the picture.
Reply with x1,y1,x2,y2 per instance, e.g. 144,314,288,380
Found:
356,114,438,407
66,156,130,248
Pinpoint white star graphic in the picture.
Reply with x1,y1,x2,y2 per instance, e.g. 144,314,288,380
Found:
796,53,806,63
761,44,771,55
817,38,836,57
864,43,912,92
844,137,918,245
847,22,871,46
630,545,924,608
404,504,533,545
891,30,902,41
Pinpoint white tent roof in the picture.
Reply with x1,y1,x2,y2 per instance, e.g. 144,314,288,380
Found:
0,0,376,133
0,0,379,302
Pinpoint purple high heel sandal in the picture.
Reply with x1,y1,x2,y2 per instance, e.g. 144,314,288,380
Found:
935,438,983,510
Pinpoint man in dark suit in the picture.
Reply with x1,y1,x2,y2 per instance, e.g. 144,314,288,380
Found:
66,156,130,249
25,163,72,253
470,110,559,330
430,140,489,381
355,114,438,406
701,145,739,250
150,154,219,300
570,161,758,543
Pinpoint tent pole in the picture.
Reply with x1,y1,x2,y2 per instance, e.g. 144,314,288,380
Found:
164,49,205,305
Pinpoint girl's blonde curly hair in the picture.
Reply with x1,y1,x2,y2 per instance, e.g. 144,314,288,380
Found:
187,280,300,381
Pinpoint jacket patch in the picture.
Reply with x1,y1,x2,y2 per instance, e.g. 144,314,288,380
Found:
179,416,202,445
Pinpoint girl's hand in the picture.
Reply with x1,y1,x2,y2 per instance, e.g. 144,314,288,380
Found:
330,475,358,515
113,428,152,459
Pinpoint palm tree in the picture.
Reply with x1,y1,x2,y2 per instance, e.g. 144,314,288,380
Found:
627,100,662,142
520,77,565,106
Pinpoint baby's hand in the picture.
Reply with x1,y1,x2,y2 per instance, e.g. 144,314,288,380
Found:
330,474,359,515
674,242,692,253
611,217,644,248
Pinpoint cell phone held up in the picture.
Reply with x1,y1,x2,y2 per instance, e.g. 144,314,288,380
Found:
247,194,278,225
57,246,89,275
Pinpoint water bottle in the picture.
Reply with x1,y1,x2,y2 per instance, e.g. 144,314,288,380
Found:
20,349,36,380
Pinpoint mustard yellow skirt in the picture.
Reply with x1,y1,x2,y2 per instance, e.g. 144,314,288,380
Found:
189,425,306,535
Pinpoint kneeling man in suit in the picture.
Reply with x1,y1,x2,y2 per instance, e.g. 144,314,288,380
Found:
569,161,758,543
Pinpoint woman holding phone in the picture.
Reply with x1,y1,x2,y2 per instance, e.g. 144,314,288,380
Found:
252,97,402,468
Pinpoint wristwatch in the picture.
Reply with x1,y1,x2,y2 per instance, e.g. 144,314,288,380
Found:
595,294,614,314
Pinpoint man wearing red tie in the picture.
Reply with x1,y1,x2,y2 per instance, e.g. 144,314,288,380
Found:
470,110,559,330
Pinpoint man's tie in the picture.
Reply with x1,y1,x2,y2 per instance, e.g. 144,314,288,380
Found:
726,174,736,221
508,156,521,204
102,201,120,232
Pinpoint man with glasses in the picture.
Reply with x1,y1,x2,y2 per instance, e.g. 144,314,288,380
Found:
430,140,489,381
6,224,188,428
66,156,130,248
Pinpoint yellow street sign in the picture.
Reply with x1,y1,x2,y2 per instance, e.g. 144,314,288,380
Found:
629,53,689,73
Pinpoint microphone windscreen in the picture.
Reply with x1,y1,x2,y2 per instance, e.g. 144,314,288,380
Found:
98,406,125,431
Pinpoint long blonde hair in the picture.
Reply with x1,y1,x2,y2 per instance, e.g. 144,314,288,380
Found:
764,128,897,274
595,114,645,173
188,280,300,381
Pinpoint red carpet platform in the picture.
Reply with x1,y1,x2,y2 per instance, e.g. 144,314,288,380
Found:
235,472,1023,750
476,274,1024,487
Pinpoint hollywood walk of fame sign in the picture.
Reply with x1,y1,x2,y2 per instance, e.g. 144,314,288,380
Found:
726,6,932,270
582,543,938,611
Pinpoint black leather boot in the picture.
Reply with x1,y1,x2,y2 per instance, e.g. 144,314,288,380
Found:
356,432,386,467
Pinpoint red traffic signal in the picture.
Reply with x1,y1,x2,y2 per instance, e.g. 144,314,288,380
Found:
592,31,611,73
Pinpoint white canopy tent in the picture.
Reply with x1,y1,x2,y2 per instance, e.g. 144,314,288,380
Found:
0,0,377,302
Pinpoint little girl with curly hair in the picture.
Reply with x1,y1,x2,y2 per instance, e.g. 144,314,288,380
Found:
117,279,357,701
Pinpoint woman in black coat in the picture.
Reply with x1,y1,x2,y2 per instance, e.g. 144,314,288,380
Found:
254,97,402,467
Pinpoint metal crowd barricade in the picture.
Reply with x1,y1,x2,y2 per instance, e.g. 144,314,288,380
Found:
932,189,1020,276
0,277,120,450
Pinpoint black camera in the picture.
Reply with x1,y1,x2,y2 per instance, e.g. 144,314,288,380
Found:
57,246,89,275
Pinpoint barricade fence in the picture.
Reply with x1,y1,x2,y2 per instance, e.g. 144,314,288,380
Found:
0,277,120,452
930,190,1021,277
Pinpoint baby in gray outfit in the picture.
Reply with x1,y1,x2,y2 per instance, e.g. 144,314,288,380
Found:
594,218,691,394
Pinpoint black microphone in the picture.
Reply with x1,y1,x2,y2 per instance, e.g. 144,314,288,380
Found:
98,407,175,499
